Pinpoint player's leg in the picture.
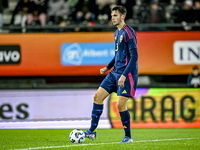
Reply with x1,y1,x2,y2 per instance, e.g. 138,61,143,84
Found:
117,96,133,143
85,72,116,140
89,87,109,131
84,87,110,140
117,74,138,143
93,87,109,104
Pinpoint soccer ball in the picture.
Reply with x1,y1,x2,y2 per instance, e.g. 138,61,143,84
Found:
69,129,85,143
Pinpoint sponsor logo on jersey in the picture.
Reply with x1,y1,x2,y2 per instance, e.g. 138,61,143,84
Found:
173,41,200,65
0,45,21,65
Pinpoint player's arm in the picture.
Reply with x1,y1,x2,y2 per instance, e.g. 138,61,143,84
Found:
118,32,138,88
122,33,138,77
107,56,115,70
100,32,116,75
100,57,115,74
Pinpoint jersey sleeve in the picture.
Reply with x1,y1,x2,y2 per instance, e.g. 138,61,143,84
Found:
122,31,138,77
106,56,115,70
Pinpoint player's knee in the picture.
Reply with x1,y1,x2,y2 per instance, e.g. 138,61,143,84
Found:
93,92,98,101
93,92,103,104
117,102,126,112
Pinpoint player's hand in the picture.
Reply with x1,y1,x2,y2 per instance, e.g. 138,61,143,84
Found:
100,67,109,74
118,75,126,88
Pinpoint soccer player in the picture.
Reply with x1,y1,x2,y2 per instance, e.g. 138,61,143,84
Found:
84,5,138,143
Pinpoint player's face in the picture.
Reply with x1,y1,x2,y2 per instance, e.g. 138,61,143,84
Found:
111,10,124,26
193,69,199,76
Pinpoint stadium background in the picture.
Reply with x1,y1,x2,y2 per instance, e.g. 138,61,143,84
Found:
0,0,200,130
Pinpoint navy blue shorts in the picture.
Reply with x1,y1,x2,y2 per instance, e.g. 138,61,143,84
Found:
100,71,138,98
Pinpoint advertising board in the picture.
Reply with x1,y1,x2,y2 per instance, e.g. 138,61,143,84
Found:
0,32,199,76
0,88,199,129
109,88,200,128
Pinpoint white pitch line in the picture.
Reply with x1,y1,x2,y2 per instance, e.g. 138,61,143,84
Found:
13,138,199,150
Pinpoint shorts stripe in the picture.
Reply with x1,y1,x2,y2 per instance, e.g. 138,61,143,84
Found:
128,73,135,98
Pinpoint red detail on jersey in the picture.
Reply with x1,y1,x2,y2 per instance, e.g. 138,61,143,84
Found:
125,55,128,67
124,25,137,43
124,26,133,39
124,34,127,43
128,73,136,98
135,33,138,43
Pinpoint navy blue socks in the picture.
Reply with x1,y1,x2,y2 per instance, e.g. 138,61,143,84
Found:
89,103,103,132
120,110,131,138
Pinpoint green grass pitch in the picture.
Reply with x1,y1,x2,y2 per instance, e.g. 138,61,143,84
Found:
0,129,200,150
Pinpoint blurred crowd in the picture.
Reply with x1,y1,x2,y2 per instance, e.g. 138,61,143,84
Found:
0,0,200,31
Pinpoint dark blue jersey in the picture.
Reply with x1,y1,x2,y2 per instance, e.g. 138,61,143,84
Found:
107,24,138,77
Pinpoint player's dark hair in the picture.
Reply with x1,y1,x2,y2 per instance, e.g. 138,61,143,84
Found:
193,65,199,70
112,5,127,16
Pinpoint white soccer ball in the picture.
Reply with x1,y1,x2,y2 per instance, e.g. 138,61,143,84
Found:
69,129,85,143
